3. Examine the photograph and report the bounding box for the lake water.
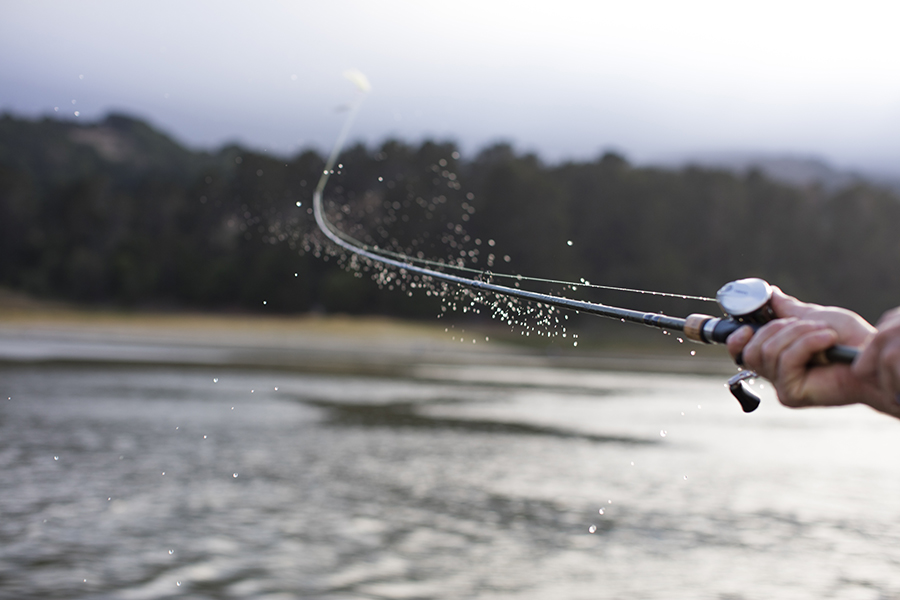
[2,359,900,599]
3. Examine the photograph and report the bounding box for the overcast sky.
[2,0,899,173]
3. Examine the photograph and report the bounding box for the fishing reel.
[715,278,774,413]
[685,278,774,412]
[683,278,857,413]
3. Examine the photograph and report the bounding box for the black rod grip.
[712,319,860,365]
[824,344,858,364]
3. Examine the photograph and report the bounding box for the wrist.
[860,388,900,419]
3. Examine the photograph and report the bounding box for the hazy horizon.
[3,1,899,176]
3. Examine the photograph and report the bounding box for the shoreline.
[0,303,737,377]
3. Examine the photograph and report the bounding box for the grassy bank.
[0,288,736,375]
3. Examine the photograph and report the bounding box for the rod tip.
[343,69,371,93]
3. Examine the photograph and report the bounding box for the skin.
[725,288,900,419]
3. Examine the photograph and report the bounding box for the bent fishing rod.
[313,72,859,412]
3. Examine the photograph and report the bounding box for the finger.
[775,328,839,407]
[741,318,796,375]
[876,306,900,328]
[876,339,900,397]
[726,325,754,364]
[757,320,832,379]
[853,318,900,380]
[853,335,882,381]
[768,288,813,319]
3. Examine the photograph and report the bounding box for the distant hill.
[0,112,223,190]
[1,112,899,322]
[656,152,900,193]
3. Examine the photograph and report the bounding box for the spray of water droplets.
[255,74,716,343]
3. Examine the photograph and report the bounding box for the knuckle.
[881,343,900,366]
[777,390,814,408]
[778,395,804,408]
[877,308,900,327]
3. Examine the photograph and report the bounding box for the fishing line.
[323,236,715,302]
[311,71,860,413]
[313,71,714,305]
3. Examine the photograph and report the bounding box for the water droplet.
[169,549,174,555]
[203,435,207,439]
[274,387,278,391]
[683,475,688,480]
[176,581,182,587]
[567,240,573,246]
[213,378,218,383]
[588,525,597,533]
[233,473,238,478]
[630,461,634,466]
[690,350,696,356]
[677,337,684,343]
[598,508,605,515]
[54,456,59,461]
[262,301,267,305]
[659,430,667,437]
[162,472,165,475]
[573,341,577,347]
[107,497,111,501]
[697,404,702,409]
[296,201,302,207]
[294,272,298,277]
[378,176,383,182]
[608,499,613,504]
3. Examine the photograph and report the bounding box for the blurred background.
[2,0,900,319]
[2,2,900,599]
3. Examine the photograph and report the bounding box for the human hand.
[852,307,900,414]
[725,288,890,412]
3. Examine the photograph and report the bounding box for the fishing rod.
[312,72,859,412]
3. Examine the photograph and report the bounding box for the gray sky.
[2,0,899,173]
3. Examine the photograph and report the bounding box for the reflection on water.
[316,400,655,445]
[2,363,900,599]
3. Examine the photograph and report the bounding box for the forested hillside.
[1,113,898,322]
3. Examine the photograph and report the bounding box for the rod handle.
[823,344,859,364]
[684,314,860,365]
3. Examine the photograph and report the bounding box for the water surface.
[2,362,899,599]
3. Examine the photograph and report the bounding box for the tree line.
[1,113,898,323]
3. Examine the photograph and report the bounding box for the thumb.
[768,287,812,319]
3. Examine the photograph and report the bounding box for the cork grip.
[683,314,714,343]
